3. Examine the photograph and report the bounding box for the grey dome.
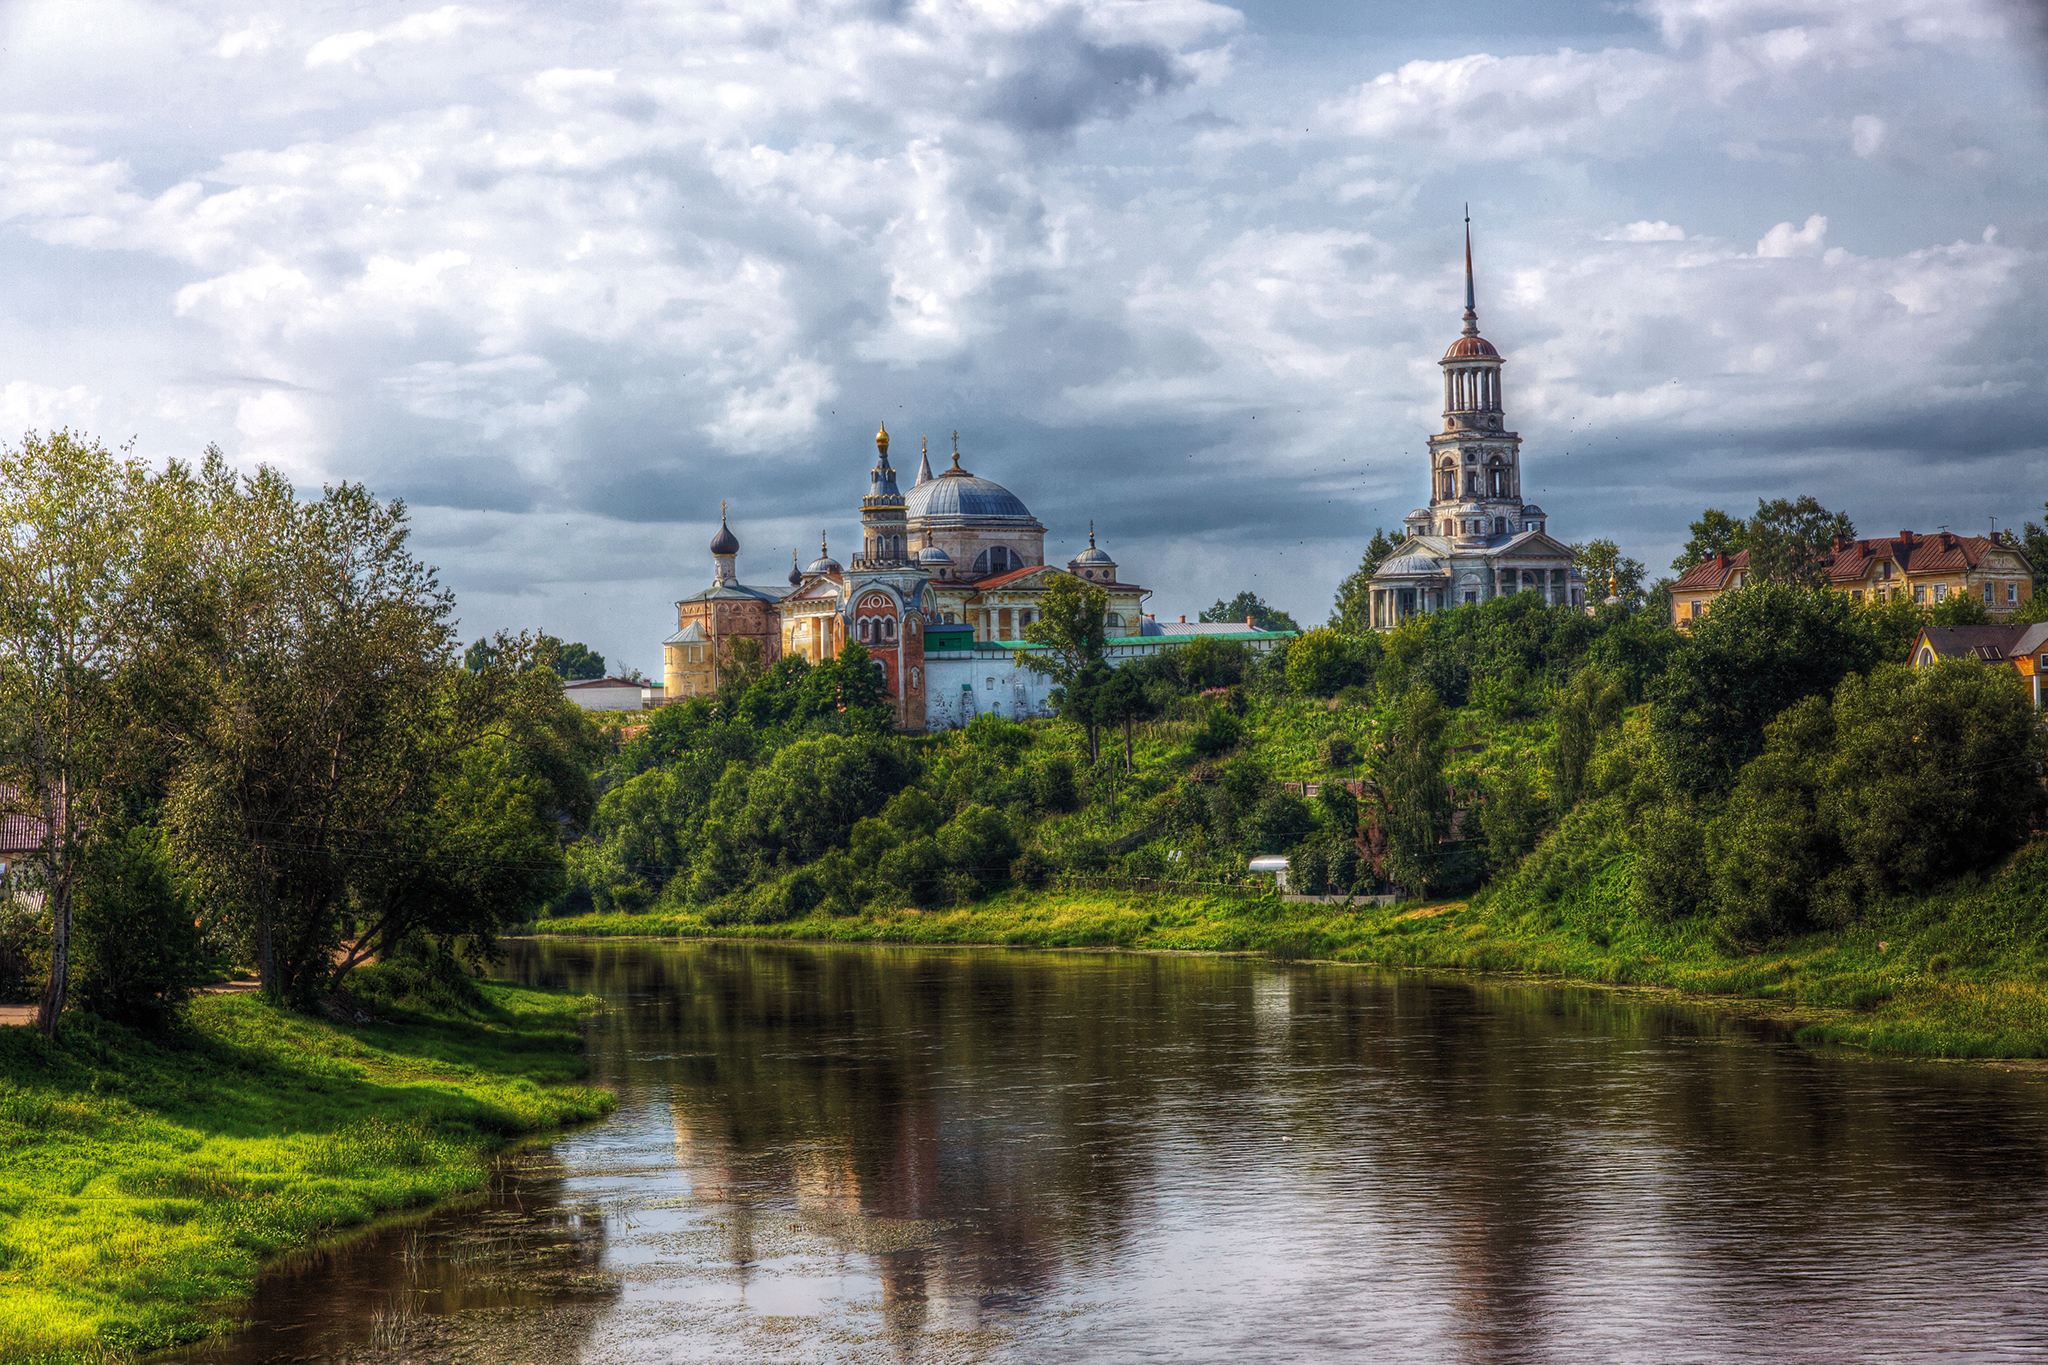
[916,544,953,564]
[710,519,739,555]
[1376,553,1447,579]
[905,471,1034,521]
[806,553,841,575]
[1072,546,1115,565]
[1520,504,1546,517]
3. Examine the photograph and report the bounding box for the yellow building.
[1910,623,2048,709]
[1670,530,2034,630]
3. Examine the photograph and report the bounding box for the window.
[883,617,896,641]
[910,667,920,690]
[1494,516,1507,534]
[1850,589,1862,603]
[1985,582,1995,604]
[972,545,1016,576]
[1935,584,1948,602]
[1106,612,1122,626]
[985,677,995,690]
[1915,586,1926,603]
[1689,601,1702,619]
[2010,583,2020,604]
[857,618,871,643]
[1918,647,1934,666]
[1881,562,1894,580]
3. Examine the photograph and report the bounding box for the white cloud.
[304,5,497,69]
[1605,220,1688,241]
[0,380,100,434]
[1755,213,1828,257]
[1851,113,1887,157]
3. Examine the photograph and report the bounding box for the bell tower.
[1426,211,1524,541]
[857,421,908,568]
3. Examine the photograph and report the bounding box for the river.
[166,939,2048,1362]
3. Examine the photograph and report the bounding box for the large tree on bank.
[0,432,185,1036]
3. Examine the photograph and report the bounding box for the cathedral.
[664,429,1153,731]
[1368,223,1584,626]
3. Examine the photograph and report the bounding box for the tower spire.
[915,435,934,486]
[1462,204,1478,337]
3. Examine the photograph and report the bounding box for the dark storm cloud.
[1,0,2044,665]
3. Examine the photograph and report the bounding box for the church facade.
[664,428,1155,732]
[1368,225,1583,627]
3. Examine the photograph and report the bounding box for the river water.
[168,940,2048,1363]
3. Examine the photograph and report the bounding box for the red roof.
[0,786,47,857]
[1443,336,1499,359]
[1671,531,2031,591]
[973,564,1050,591]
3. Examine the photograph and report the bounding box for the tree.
[1200,592,1299,633]
[538,637,605,680]
[1570,539,1647,607]
[463,639,499,672]
[159,456,554,1006]
[1094,664,1157,771]
[1285,627,1380,698]
[2021,501,2048,597]
[1021,572,1108,688]
[1331,528,1402,632]
[1649,582,1881,797]
[1549,667,1627,812]
[0,431,185,1036]
[1745,495,1853,589]
[1370,686,1451,898]
[1052,658,1114,763]
[70,824,207,1030]
[1672,508,1749,575]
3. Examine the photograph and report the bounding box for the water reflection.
[174,942,2048,1362]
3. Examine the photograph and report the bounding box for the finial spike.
[1462,207,1478,336]
[950,429,962,470]
[721,499,728,520]
[876,421,890,457]
[1089,519,1096,548]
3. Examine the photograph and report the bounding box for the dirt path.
[0,1004,33,1027]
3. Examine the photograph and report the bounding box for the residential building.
[1909,623,2048,709]
[1671,531,2035,630]
[562,677,662,712]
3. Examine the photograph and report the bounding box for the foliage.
[70,826,208,1030]
[1370,687,1450,897]
[2021,501,2047,596]
[1330,528,1402,632]
[1672,507,1750,575]
[1284,627,1381,698]
[1020,572,1108,688]
[1200,591,1299,633]
[1549,667,1627,812]
[1569,538,1647,607]
[537,636,606,680]
[1649,582,1880,797]
[1745,495,1854,589]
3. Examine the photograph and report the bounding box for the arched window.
[911,667,921,690]
[883,617,896,641]
[972,545,1015,576]
[858,618,871,643]
[1105,612,1122,626]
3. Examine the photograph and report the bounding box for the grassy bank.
[0,981,614,1363]
[525,833,2048,1060]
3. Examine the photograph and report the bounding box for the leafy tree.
[1928,593,1990,627]
[542,637,606,681]
[1052,658,1115,763]
[715,637,765,702]
[1022,571,1108,688]
[1672,508,1750,575]
[158,459,555,1006]
[1200,592,1299,633]
[1550,668,1627,812]
[1569,539,1647,607]
[1650,583,1880,797]
[463,639,499,672]
[1370,686,1450,898]
[1331,528,1402,632]
[1477,767,1549,878]
[1243,791,1316,854]
[2020,501,2048,596]
[1094,664,1157,771]
[0,431,186,1035]
[1745,495,1854,589]
[1285,628,1380,698]
[71,825,207,1030]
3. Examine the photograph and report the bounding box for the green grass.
[0,982,614,1363]
[529,834,2048,1061]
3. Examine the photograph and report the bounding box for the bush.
[1285,629,1381,698]
[1190,704,1244,757]
[1011,849,1056,889]
[1289,844,1328,895]
[1244,792,1316,854]
[354,934,487,1016]
[70,827,207,1030]
[1031,757,1082,813]
[1318,733,1357,769]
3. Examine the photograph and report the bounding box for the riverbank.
[523,834,2048,1060]
[0,982,614,1364]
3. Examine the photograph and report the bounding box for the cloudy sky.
[4,0,2045,670]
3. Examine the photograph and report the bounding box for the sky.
[3,0,2045,673]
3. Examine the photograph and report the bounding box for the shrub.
[1011,849,1056,889]
[1030,757,1082,813]
[1289,844,1328,895]
[1318,733,1357,769]
[1244,792,1316,854]
[70,827,207,1030]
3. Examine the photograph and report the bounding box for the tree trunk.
[252,847,280,1000]
[35,881,69,1038]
